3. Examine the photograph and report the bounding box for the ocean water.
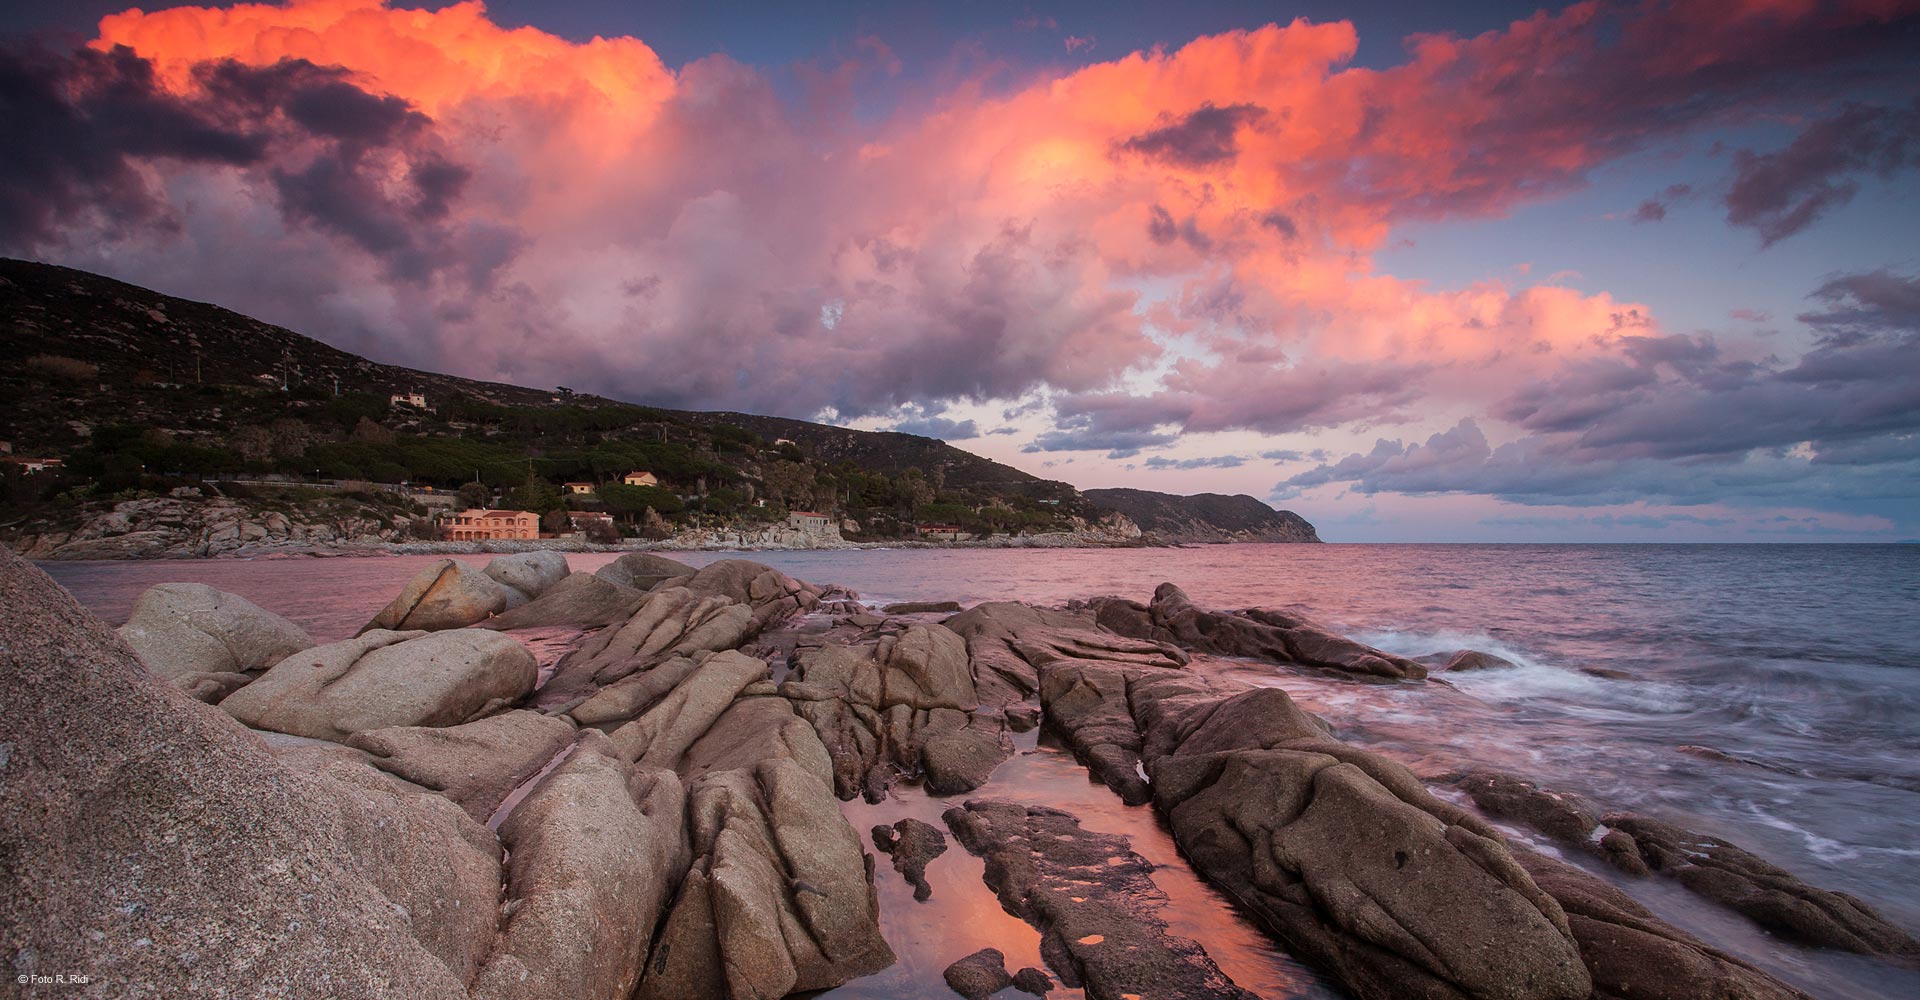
[42,543,1920,998]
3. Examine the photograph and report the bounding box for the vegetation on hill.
[0,259,1094,541]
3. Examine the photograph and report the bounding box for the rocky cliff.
[1082,488,1320,543]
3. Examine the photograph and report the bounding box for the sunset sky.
[3,0,1917,541]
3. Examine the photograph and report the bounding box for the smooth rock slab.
[221,628,537,741]
[483,550,571,603]
[116,581,312,680]
[346,709,578,823]
[0,549,501,999]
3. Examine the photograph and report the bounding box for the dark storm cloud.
[1725,101,1920,246]
[1119,102,1263,167]
[0,43,487,283]
[0,44,267,246]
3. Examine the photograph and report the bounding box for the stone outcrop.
[945,799,1258,1000]
[220,628,537,741]
[471,731,689,1000]
[883,600,963,614]
[967,598,1604,1000]
[944,947,1015,999]
[872,817,948,901]
[1418,649,1519,672]
[345,709,578,823]
[1093,583,1427,680]
[360,558,513,633]
[1514,850,1815,1000]
[540,587,757,712]
[947,601,1193,804]
[0,549,500,998]
[594,551,694,590]
[6,494,416,560]
[657,558,832,629]
[477,570,645,630]
[482,550,572,603]
[116,581,313,681]
[635,756,894,998]
[781,623,1013,800]
[1447,769,1920,963]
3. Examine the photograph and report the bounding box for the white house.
[788,511,832,533]
[390,391,428,408]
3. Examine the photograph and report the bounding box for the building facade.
[623,470,659,486]
[444,509,539,540]
[788,511,832,532]
[565,481,597,494]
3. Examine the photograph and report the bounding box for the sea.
[42,543,1920,999]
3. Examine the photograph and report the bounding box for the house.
[564,481,597,495]
[914,523,963,540]
[567,511,615,531]
[390,391,429,408]
[788,511,832,532]
[4,457,63,474]
[443,509,538,541]
[623,470,659,487]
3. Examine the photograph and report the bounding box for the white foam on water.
[1351,626,1694,714]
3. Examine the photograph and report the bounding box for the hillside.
[1082,488,1321,544]
[0,258,1316,547]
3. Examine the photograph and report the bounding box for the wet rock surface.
[1447,768,1920,962]
[872,817,948,901]
[1092,582,1428,680]
[944,799,1259,1000]
[943,946,1014,998]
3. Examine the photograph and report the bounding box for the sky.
[2,1,1917,541]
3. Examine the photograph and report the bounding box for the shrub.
[27,354,98,382]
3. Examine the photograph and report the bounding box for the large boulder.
[220,628,537,741]
[470,731,690,1000]
[346,709,578,823]
[661,558,827,628]
[479,572,645,630]
[116,582,312,680]
[634,758,895,999]
[539,587,756,710]
[0,548,502,998]
[360,558,513,633]
[594,551,693,591]
[483,551,572,602]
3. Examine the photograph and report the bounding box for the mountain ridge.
[0,257,1318,545]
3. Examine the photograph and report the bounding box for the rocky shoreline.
[4,548,1913,999]
[4,494,1158,560]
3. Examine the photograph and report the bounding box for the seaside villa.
[445,509,539,541]
[565,481,597,494]
[788,511,832,533]
[623,470,659,486]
